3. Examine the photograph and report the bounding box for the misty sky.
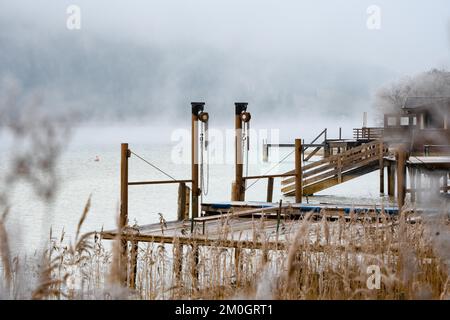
[1,0,449,125]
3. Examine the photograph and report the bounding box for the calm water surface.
[2,125,393,255]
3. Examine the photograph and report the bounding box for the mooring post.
[233,102,250,201]
[295,138,303,203]
[379,142,384,194]
[416,169,422,203]
[120,143,130,285]
[388,162,395,197]
[396,145,408,209]
[177,182,189,221]
[191,102,205,218]
[266,177,274,203]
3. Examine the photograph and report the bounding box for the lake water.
[2,124,393,255]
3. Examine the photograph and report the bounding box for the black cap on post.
[235,102,248,115]
[191,102,205,115]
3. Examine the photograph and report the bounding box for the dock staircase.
[281,140,388,196]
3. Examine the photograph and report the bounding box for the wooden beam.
[129,179,192,186]
[194,205,289,223]
[244,173,295,180]
[100,232,390,253]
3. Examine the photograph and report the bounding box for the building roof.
[402,96,450,109]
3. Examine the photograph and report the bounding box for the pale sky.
[0,0,449,124]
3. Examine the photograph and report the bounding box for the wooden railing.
[281,140,388,195]
[303,128,327,161]
[353,127,384,140]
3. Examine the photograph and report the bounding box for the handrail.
[243,173,295,180]
[309,128,327,145]
[353,127,383,140]
[281,141,387,195]
[128,179,192,186]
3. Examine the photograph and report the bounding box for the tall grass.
[3,204,446,300]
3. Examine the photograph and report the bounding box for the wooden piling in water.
[129,240,138,289]
[388,162,395,197]
[396,145,407,209]
[234,247,241,285]
[177,182,190,221]
[173,241,183,284]
[379,142,384,194]
[266,177,274,202]
[295,138,303,203]
[416,169,422,203]
[410,168,416,203]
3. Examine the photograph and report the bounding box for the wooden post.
[235,247,241,285]
[266,177,274,203]
[388,162,395,196]
[120,143,130,285]
[295,138,303,203]
[442,172,448,194]
[416,169,422,203]
[233,103,248,201]
[379,142,384,194]
[337,155,342,184]
[191,244,199,289]
[234,104,244,201]
[129,240,138,289]
[177,183,189,221]
[120,143,129,229]
[173,242,183,284]
[396,145,407,209]
[410,168,416,203]
[191,103,204,218]
[324,144,330,158]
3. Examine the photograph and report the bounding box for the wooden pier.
[98,102,450,289]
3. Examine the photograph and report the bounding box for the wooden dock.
[96,103,450,289]
[101,201,409,252]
